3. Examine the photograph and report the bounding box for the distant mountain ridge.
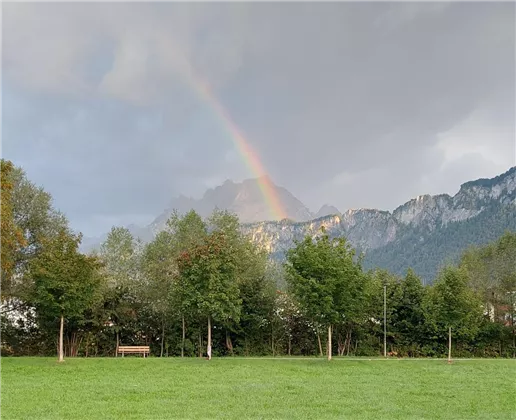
[149,176,313,234]
[81,167,516,282]
[242,166,516,281]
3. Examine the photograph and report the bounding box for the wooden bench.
[118,346,150,358]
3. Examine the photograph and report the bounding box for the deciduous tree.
[285,233,365,360]
[29,229,101,362]
[177,231,241,360]
[424,266,483,363]
[1,160,26,300]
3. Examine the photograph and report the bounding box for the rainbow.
[182,63,287,221]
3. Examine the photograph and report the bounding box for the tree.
[285,233,365,361]
[393,269,426,353]
[1,160,66,304]
[98,227,142,355]
[9,163,68,266]
[424,266,483,363]
[166,210,208,357]
[207,209,273,355]
[99,227,140,287]
[1,160,26,300]
[142,230,177,356]
[166,210,208,249]
[177,231,241,360]
[460,232,516,354]
[461,232,516,320]
[364,269,402,356]
[28,229,101,362]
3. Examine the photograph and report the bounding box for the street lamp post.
[383,284,387,358]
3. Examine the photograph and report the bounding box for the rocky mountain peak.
[392,167,516,229]
[149,176,313,232]
[314,204,341,219]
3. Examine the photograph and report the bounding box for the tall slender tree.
[29,229,101,362]
[424,266,483,363]
[98,227,141,353]
[166,210,207,357]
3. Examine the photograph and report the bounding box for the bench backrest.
[118,346,150,352]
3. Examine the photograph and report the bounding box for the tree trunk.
[271,325,275,357]
[181,315,185,358]
[288,336,291,356]
[198,332,202,358]
[69,333,82,357]
[317,329,323,357]
[448,326,452,364]
[207,316,212,360]
[58,314,64,362]
[116,331,119,357]
[327,325,332,361]
[160,319,165,357]
[225,330,233,355]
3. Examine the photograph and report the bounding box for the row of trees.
[2,160,515,360]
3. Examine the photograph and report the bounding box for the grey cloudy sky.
[3,2,515,236]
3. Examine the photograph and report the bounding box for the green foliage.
[285,233,366,336]
[1,160,67,302]
[424,266,483,339]
[28,229,101,322]
[461,231,516,307]
[99,227,141,287]
[1,160,26,299]
[9,163,68,263]
[394,269,426,346]
[177,231,242,325]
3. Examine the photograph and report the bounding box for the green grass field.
[1,357,514,419]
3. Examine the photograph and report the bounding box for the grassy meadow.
[2,357,514,419]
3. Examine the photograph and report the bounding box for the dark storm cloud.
[221,2,514,208]
[2,2,515,235]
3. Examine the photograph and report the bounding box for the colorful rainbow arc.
[182,64,287,221]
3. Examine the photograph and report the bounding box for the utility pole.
[383,284,387,358]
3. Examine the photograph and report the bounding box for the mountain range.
[149,175,315,233]
[82,167,516,283]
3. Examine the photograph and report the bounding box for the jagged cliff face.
[242,210,399,256]
[392,167,516,229]
[241,167,516,258]
[242,214,344,254]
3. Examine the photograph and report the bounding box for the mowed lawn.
[2,357,515,419]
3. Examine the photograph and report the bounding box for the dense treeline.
[2,160,515,360]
